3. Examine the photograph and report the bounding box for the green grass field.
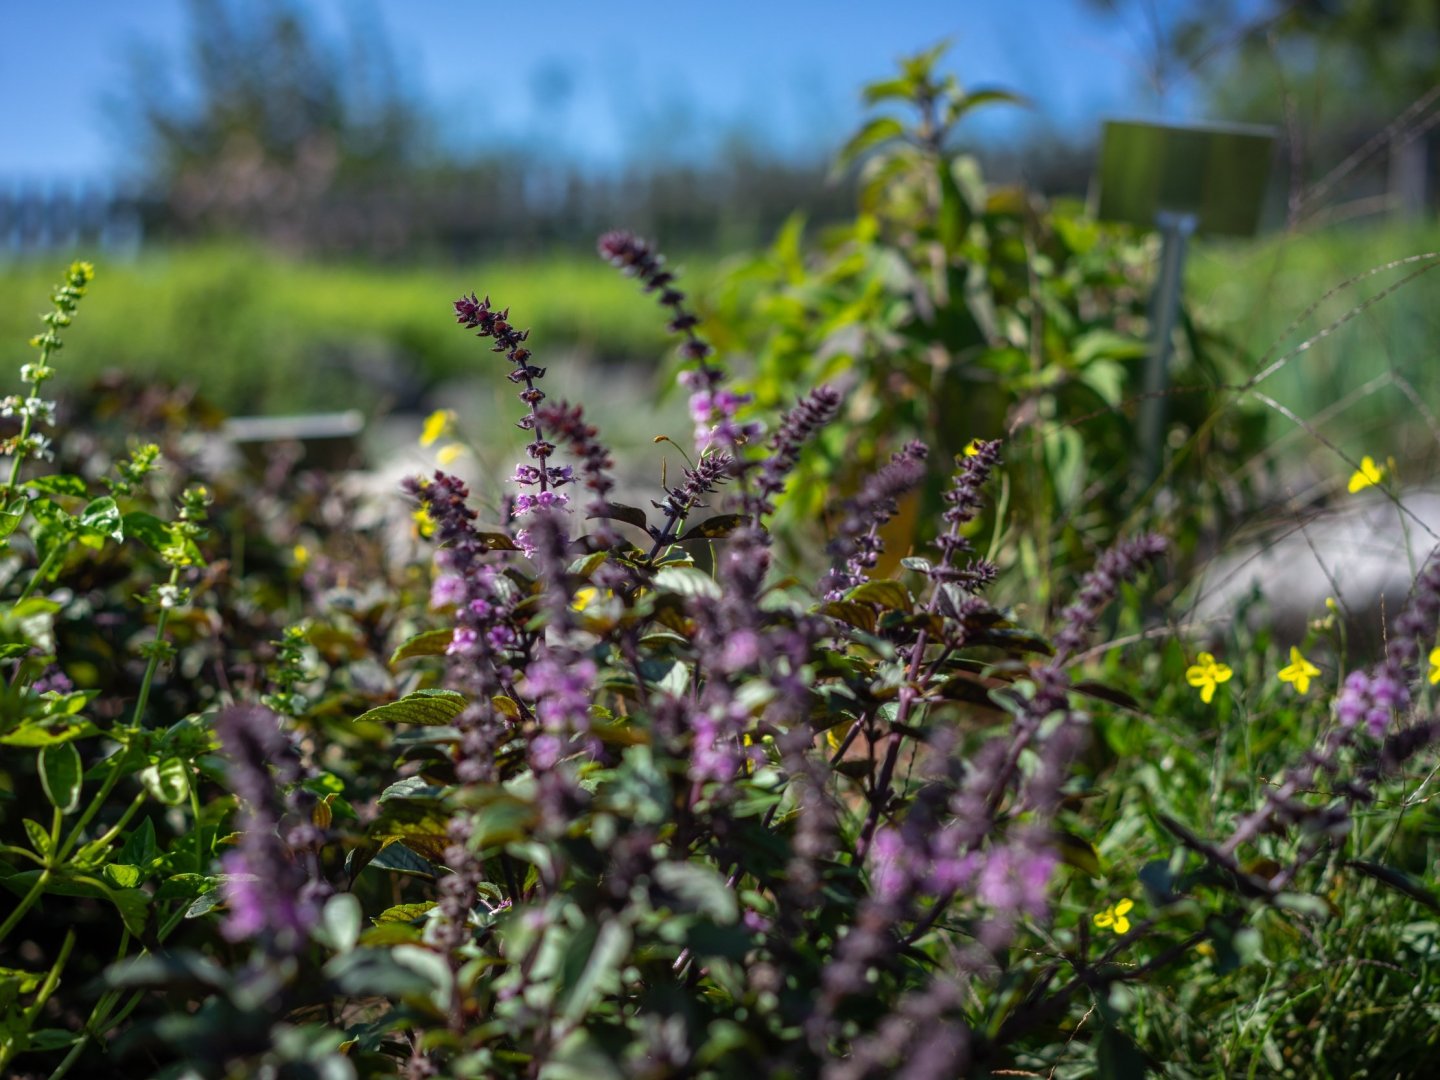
[0,244,720,415]
[1188,221,1440,477]
[3,222,1438,475]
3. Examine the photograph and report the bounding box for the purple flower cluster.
[597,230,717,378]
[748,385,843,522]
[1336,668,1408,738]
[931,439,1003,593]
[821,440,930,600]
[598,230,762,452]
[406,472,517,665]
[686,381,763,451]
[535,401,617,544]
[1050,532,1169,667]
[404,472,515,785]
[215,705,327,950]
[454,293,565,523]
[1334,550,1440,737]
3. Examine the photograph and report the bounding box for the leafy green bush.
[707,45,1267,591]
[3,240,1439,1080]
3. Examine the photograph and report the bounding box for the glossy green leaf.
[139,756,190,806]
[846,580,913,612]
[677,513,750,542]
[23,818,51,857]
[78,496,124,542]
[653,565,721,601]
[588,501,650,531]
[121,511,171,552]
[388,628,454,664]
[354,688,468,727]
[25,475,87,497]
[373,901,437,926]
[39,741,82,813]
[0,496,28,539]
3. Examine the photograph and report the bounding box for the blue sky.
[0,0,1215,181]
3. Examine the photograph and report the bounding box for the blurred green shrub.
[709,43,1268,595]
[0,246,700,414]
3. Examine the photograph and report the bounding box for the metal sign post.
[1094,119,1276,486]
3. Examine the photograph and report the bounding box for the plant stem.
[0,868,51,944]
[16,546,62,605]
[0,929,76,1072]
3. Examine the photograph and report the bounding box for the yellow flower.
[1278,646,1321,695]
[1094,898,1134,935]
[1347,455,1384,493]
[436,443,464,466]
[1185,651,1233,704]
[420,409,455,448]
[412,506,435,539]
[571,586,599,611]
[963,439,982,457]
[292,543,310,569]
[1429,646,1440,686]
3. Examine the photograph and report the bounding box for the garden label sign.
[1094,118,1276,483]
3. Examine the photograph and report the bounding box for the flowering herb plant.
[3,224,1440,1080]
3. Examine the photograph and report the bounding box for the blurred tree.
[113,0,430,241]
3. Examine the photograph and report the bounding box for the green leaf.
[861,77,915,106]
[25,475,87,497]
[653,566,722,601]
[0,642,33,660]
[104,864,142,889]
[389,628,454,665]
[588,501,650,531]
[78,496,123,542]
[39,741,83,813]
[103,951,227,993]
[1073,328,1151,365]
[0,718,101,747]
[0,496,28,539]
[1054,830,1103,878]
[24,1028,75,1052]
[323,947,439,1000]
[837,115,906,167]
[154,873,214,902]
[475,530,519,551]
[361,842,437,880]
[373,901,437,926]
[139,756,190,806]
[820,600,878,634]
[946,87,1027,124]
[937,156,971,252]
[354,688,468,727]
[654,862,738,923]
[677,513,750,542]
[185,890,222,919]
[846,580,913,612]
[317,893,363,953]
[560,919,632,1023]
[121,511,171,552]
[119,817,159,867]
[23,818,51,857]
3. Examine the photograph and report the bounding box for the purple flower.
[975,844,1056,921]
[31,666,73,695]
[822,441,930,600]
[523,656,598,735]
[748,385,842,522]
[219,849,319,945]
[431,575,465,609]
